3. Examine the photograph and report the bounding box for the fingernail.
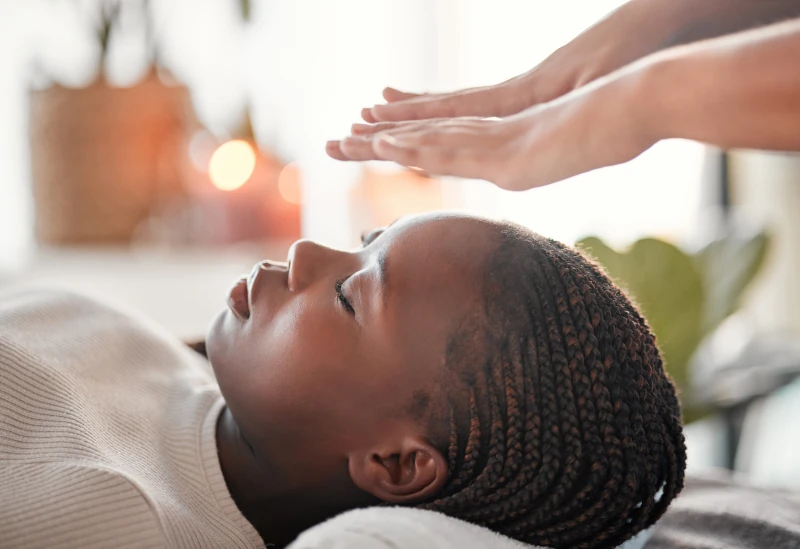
[351,123,370,134]
[326,140,340,147]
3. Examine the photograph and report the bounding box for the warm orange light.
[278,162,303,204]
[209,140,257,191]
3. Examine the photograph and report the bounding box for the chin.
[206,307,249,400]
[206,308,230,377]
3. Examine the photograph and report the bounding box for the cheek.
[225,301,366,443]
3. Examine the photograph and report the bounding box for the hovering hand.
[327,72,656,191]
[359,82,537,124]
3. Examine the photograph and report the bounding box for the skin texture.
[326,0,800,191]
[206,213,499,547]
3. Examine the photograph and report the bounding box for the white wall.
[0,2,34,276]
[732,151,800,334]
[247,0,439,246]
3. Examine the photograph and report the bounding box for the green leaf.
[239,0,251,22]
[693,230,769,335]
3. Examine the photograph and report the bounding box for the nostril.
[259,259,288,270]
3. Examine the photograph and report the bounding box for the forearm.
[659,0,800,48]
[643,18,800,151]
[538,0,800,97]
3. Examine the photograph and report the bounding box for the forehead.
[374,213,499,353]
[386,213,500,256]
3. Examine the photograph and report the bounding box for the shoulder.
[0,287,120,328]
[0,286,183,356]
[0,461,167,548]
[0,287,204,383]
[0,288,128,360]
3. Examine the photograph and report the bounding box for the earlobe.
[348,435,448,504]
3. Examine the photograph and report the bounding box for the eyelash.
[338,229,384,316]
[335,278,355,315]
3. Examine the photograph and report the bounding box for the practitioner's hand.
[356,0,680,124]
[326,65,657,191]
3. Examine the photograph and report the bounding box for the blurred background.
[1,0,799,493]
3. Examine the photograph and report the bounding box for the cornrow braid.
[418,224,686,549]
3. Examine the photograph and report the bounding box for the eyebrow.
[377,247,389,310]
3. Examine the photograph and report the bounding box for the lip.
[228,261,288,321]
[227,277,251,320]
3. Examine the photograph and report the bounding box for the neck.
[215,405,377,547]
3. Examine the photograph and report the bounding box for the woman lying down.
[0,212,685,549]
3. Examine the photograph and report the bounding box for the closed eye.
[335,278,355,315]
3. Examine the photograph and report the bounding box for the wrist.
[609,51,678,148]
[630,47,700,144]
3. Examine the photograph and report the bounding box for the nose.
[286,239,344,292]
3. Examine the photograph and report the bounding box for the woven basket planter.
[29,74,193,244]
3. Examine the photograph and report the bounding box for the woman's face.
[207,212,497,481]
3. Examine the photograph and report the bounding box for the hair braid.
[418,225,686,549]
[514,243,629,547]
[492,247,590,529]
[585,264,684,530]
[540,248,649,545]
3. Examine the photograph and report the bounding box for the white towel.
[286,506,652,549]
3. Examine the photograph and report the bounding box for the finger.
[351,118,452,136]
[372,135,497,182]
[376,127,473,149]
[351,121,407,136]
[338,136,382,161]
[361,107,378,123]
[370,86,506,122]
[376,118,504,148]
[362,89,422,122]
[353,114,497,137]
[325,140,351,161]
[383,87,422,102]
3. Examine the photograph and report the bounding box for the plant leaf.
[694,231,769,335]
[239,0,251,22]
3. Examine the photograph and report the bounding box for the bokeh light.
[278,162,303,204]
[208,140,257,191]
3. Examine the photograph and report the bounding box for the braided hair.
[417,224,686,549]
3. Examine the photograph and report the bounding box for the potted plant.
[29,0,195,244]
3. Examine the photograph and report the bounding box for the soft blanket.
[287,472,800,549]
[287,505,651,549]
[647,471,800,549]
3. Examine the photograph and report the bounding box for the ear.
[348,435,448,504]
